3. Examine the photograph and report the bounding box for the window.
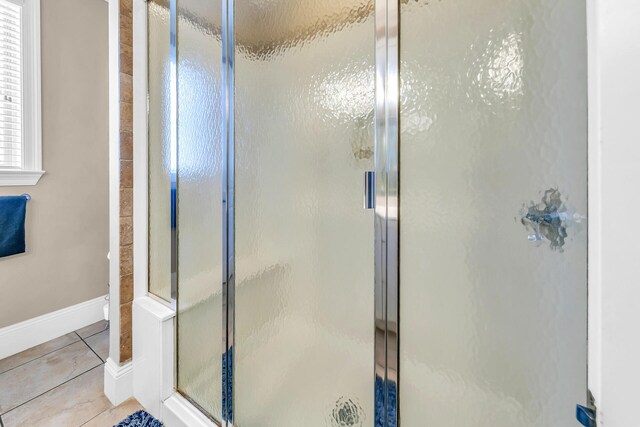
[0,0,41,186]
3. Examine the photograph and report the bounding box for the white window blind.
[0,0,21,170]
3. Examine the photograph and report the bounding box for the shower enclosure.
[146,0,588,425]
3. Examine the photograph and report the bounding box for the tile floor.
[0,321,144,427]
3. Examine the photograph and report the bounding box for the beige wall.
[0,0,109,328]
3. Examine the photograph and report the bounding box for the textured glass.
[147,0,172,302]
[399,1,588,426]
[175,0,224,420]
[234,1,375,425]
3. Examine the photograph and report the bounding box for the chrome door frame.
[221,0,235,424]
[169,0,178,303]
[218,0,400,425]
[374,0,400,426]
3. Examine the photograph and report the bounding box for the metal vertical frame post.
[221,0,235,424]
[169,0,178,303]
[374,0,400,425]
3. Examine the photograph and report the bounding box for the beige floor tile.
[0,341,102,413]
[82,398,143,427]
[76,320,109,339]
[85,330,109,362]
[0,333,80,374]
[2,366,111,427]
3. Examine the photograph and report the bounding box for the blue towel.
[0,196,27,258]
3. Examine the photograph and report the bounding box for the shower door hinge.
[364,171,375,209]
[576,390,597,427]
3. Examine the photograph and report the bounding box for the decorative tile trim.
[119,0,134,365]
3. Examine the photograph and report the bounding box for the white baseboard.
[104,357,133,405]
[162,393,215,427]
[0,295,107,360]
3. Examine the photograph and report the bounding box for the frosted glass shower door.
[234,1,376,425]
[175,0,224,420]
[399,1,588,426]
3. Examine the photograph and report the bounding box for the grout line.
[77,322,109,340]
[0,361,104,417]
[79,398,142,427]
[79,402,115,427]
[76,330,109,363]
[80,399,142,427]
[0,413,4,427]
[0,337,81,376]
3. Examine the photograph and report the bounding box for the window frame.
[0,0,42,186]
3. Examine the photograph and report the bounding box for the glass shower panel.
[176,0,224,419]
[399,1,587,426]
[234,1,375,425]
[148,0,172,302]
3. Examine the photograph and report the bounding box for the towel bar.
[21,193,31,201]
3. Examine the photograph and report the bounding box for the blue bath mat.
[114,410,163,427]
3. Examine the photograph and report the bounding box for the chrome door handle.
[364,171,375,209]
